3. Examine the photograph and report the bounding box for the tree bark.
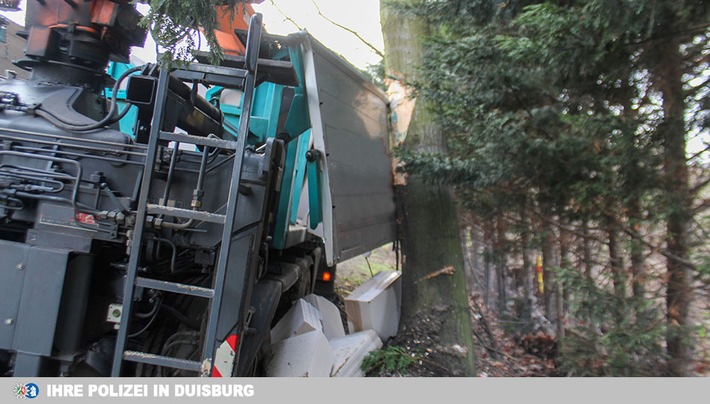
[627,197,649,326]
[541,224,555,322]
[607,220,627,325]
[581,221,593,280]
[381,2,475,376]
[495,216,508,315]
[470,226,479,295]
[483,223,492,309]
[520,207,533,325]
[655,36,692,377]
[557,224,569,340]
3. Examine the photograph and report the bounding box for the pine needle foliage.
[361,346,418,376]
[554,266,667,376]
[139,0,249,66]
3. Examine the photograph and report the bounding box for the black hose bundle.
[35,65,147,132]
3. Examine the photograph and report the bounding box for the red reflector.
[226,334,239,350]
[322,271,332,282]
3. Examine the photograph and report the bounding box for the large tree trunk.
[381,2,475,376]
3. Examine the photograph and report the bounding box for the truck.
[0,0,396,377]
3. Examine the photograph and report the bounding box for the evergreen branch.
[629,23,710,47]
[309,0,385,58]
[524,205,608,243]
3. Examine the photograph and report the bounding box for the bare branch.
[693,198,710,214]
[687,143,710,162]
[309,0,385,59]
[524,202,698,272]
[268,0,303,31]
[618,225,698,272]
[683,76,710,98]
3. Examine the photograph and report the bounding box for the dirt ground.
[333,244,558,377]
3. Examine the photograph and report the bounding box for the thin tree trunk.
[470,225,480,296]
[582,221,593,280]
[655,36,692,377]
[520,207,533,325]
[461,225,474,296]
[541,224,554,323]
[483,222,493,309]
[608,220,627,325]
[627,197,648,327]
[495,216,508,315]
[557,225,569,340]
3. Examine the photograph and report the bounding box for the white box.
[304,294,346,340]
[266,330,335,377]
[329,330,383,377]
[270,298,323,344]
[344,271,402,342]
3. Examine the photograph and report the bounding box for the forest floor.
[334,244,559,377]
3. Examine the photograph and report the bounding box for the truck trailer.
[0,0,395,377]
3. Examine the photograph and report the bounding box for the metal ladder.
[111,14,263,377]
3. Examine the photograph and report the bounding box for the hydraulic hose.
[35,65,146,132]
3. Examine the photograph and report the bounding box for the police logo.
[13,383,39,399]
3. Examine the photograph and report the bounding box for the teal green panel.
[282,94,309,140]
[271,135,300,249]
[307,158,322,230]
[249,117,269,142]
[289,130,312,225]
[207,83,285,144]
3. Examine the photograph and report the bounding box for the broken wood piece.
[416,265,455,283]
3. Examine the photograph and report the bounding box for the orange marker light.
[322,271,332,282]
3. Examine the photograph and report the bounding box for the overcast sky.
[1,0,384,69]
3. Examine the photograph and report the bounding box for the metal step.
[123,351,203,373]
[146,204,226,225]
[158,131,238,150]
[172,64,248,88]
[135,277,215,299]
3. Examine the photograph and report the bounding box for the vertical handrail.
[111,69,172,377]
[201,13,263,376]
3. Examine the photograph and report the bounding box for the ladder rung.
[136,277,215,299]
[123,351,204,373]
[146,204,226,224]
[159,131,238,150]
